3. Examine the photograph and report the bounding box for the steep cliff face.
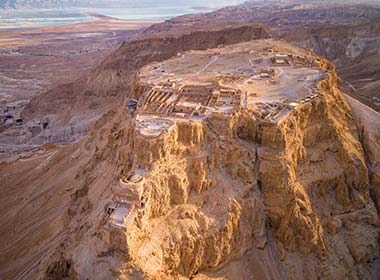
[60,114,265,280]
[346,94,380,219]
[257,70,379,279]
[123,117,259,278]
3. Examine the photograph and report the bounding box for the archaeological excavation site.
[1,4,380,279]
[54,39,378,279]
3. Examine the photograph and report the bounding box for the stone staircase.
[122,207,138,229]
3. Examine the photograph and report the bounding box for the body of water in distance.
[0,0,246,29]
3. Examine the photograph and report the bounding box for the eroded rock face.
[257,71,380,279]
[111,116,262,279]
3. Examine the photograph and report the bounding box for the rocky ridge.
[32,41,380,280]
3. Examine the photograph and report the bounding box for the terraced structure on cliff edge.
[135,39,324,127]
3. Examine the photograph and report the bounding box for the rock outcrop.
[1,30,380,280]
[34,44,380,280]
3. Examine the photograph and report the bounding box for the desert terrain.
[1,1,380,280]
[284,17,380,111]
[0,15,159,145]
